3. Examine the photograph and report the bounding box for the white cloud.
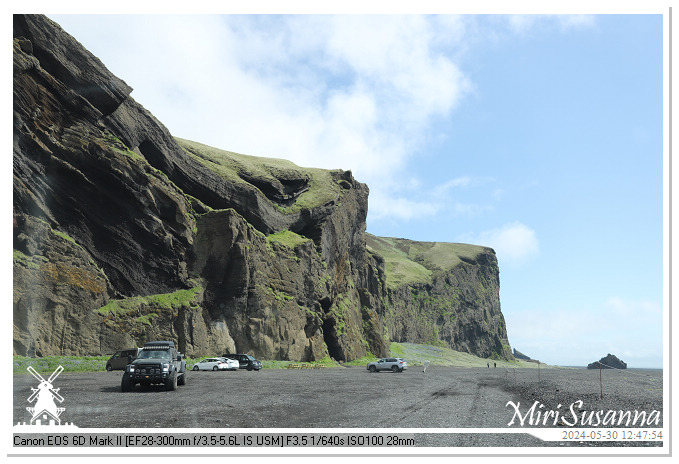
[368,175,495,223]
[604,297,662,318]
[368,191,441,222]
[459,221,539,267]
[434,176,473,194]
[505,14,596,35]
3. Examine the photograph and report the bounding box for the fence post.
[599,362,603,398]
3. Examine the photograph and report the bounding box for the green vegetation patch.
[98,286,202,333]
[98,286,202,317]
[176,138,341,212]
[13,355,108,374]
[101,132,145,163]
[13,249,48,269]
[366,234,490,288]
[267,229,311,249]
[341,352,380,366]
[365,236,432,289]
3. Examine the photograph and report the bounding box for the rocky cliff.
[13,14,513,362]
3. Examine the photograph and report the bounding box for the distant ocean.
[563,366,662,372]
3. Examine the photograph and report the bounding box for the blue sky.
[45,11,666,368]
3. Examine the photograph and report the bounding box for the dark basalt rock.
[588,353,628,369]
[13,14,514,362]
[512,348,533,361]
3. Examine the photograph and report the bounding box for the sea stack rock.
[587,353,627,369]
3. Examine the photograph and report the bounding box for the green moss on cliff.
[98,286,202,317]
[175,137,341,212]
[13,249,47,269]
[366,234,491,289]
[266,229,311,249]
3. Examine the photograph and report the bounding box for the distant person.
[423,360,430,373]
[494,362,496,368]
[487,363,489,368]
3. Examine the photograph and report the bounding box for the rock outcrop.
[13,14,513,362]
[588,354,627,369]
[512,348,530,360]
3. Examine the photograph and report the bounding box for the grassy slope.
[387,342,545,369]
[365,234,492,289]
[175,137,341,212]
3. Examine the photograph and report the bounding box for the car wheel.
[369,365,377,373]
[106,364,113,372]
[391,365,399,373]
[121,373,133,392]
[178,372,186,386]
[192,365,199,371]
[165,372,178,391]
[212,366,218,371]
[246,365,253,371]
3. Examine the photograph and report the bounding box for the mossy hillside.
[176,138,341,212]
[366,234,490,289]
[388,342,545,368]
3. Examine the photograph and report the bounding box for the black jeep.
[121,341,187,391]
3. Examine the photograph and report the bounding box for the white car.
[218,357,239,371]
[192,358,230,371]
[367,357,408,373]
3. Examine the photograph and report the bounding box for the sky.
[43,8,667,368]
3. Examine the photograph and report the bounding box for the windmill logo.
[14,365,77,428]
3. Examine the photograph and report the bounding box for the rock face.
[13,14,514,362]
[588,354,627,369]
[512,348,532,361]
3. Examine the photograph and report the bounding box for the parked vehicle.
[223,353,262,371]
[192,358,231,371]
[217,357,240,371]
[106,348,141,371]
[367,357,408,373]
[121,341,186,392]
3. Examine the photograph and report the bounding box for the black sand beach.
[13,366,664,448]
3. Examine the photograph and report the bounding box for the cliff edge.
[13,14,513,362]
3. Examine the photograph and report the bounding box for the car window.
[138,350,170,359]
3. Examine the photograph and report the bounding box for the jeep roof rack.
[143,341,175,349]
